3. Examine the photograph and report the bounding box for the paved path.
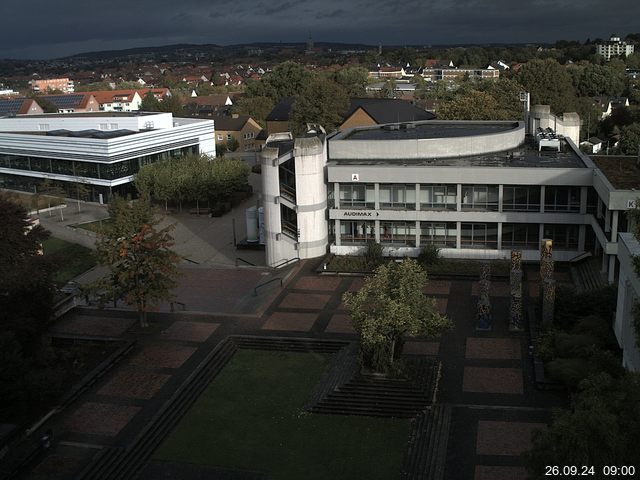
[22,261,569,480]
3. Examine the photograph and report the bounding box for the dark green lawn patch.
[155,350,410,480]
[42,237,96,285]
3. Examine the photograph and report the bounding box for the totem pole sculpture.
[509,250,523,331]
[540,238,556,326]
[476,262,492,331]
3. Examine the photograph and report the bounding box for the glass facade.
[339,184,375,209]
[544,224,579,250]
[420,222,457,247]
[280,204,298,240]
[340,221,375,244]
[0,145,199,182]
[461,185,499,211]
[544,186,580,212]
[461,223,498,249]
[503,186,541,212]
[502,223,540,249]
[379,184,416,210]
[420,184,456,210]
[380,221,416,246]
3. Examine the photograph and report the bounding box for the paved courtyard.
[22,260,567,479]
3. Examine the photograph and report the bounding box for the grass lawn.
[74,218,112,233]
[42,237,96,285]
[155,350,411,480]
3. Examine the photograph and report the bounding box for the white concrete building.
[597,35,635,60]
[614,233,640,371]
[0,112,215,202]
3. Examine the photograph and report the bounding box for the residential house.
[39,93,100,113]
[183,94,241,117]
[580,137,604,154]
[593,97,630,119]
[214,114,263,152]
[339,98,435,131]
[368,65,406,79]
[0,98,44,116]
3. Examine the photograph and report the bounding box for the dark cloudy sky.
[1,0,639,59]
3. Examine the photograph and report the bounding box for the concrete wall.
[614,233,640,371]
[1,112,174,131]
[529,105,581,146]
[330,121,525,160]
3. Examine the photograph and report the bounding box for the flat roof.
[591,155,640,189]
[6,111,161,119]
[0,129,141,139]
[329,138,586,169]
[342,122,518,141]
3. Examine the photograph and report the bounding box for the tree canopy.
[517,58,577,114]
[91,195,180,327]
[342,259,452,373]
[290,76,349,134]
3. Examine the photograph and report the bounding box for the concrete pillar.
[415,183,420,211]
[597,198,603,219]
[539,224,545,246]
[605,208,611,233]
[498,185,504,213]
[374,183,380,210]
[578,224,586,251]
[539,185,545,213]
[456,184,462,212]
[612,211,619,242]
[415,221,420,247]
[334,183,340,209]
[601,251,608,273]
[335,220,341,246]
[375,220,380,243]
[456,221,462,249]
[497,223,503,250]
[608,255,616,284]
[579,186,588,214]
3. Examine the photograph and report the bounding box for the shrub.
[572,315,619,351]
[554,285,617,330]
[364,240,384,268]
[554,332,601,358]
[251,164,262,174]
[417,244,441,267]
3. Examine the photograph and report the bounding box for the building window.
[38,124,49,131]
[503,186,541,211]
[380,221,416,246]
[217,135,223,141]
[420,222,457,247]
[340,221,375,244]
[502,223,539,249]
[461,223,498,249]
[379,184,416,210]
[544,224,579,250]
[544,186,580,212]
[420,184,456,210]
[280,204,298,240]
[279,158,296,202]
[462,185,499,211]
[227,134,232,141]
[339,184,375,209]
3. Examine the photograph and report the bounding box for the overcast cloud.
[0,0,638,59]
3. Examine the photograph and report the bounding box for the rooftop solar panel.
[0,99,25,115]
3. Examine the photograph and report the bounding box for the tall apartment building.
[597,34,635,60]
[29,78,75,93]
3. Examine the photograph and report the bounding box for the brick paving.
[162,321,219,342]
[294,276,342,291]
[465,338,521,360]
[50,315,135,337]
[474,465,528,480]
[476,421,545,456]
[98,369,172,400]
[471,281,511,297]
[261,311,318,331]
[423,280,451,295]
[278,292,332,310]
[324,313,356,334]
[130,344,197,369]
[64,402,141,436]
[402,341,440,356]
[347,277,364,291]
[462,367,524,394]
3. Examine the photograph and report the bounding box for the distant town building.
[213,114,263,152]
[422,65,500,82]
[39,93,100,113]
[29,78,75,94]
[597,34,635,60]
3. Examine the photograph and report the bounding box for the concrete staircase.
[570,257,607,292]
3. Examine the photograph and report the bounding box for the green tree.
[342,259,452,373]
[139,91,161,111]
[226,136,240,152]
[91,196,180,327]
[38,179,66,219]
[438,90,501,120]
[576,64,626,97]
[233,96,274,127]
[245,61,313,101]
[290,76,349,134]
[617,123,640,155]
[517,58,576,114]
[526,372,640,477]
[334,66,369,97]
[380,78,397,98]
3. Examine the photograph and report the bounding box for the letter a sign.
[351,173,360,182]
